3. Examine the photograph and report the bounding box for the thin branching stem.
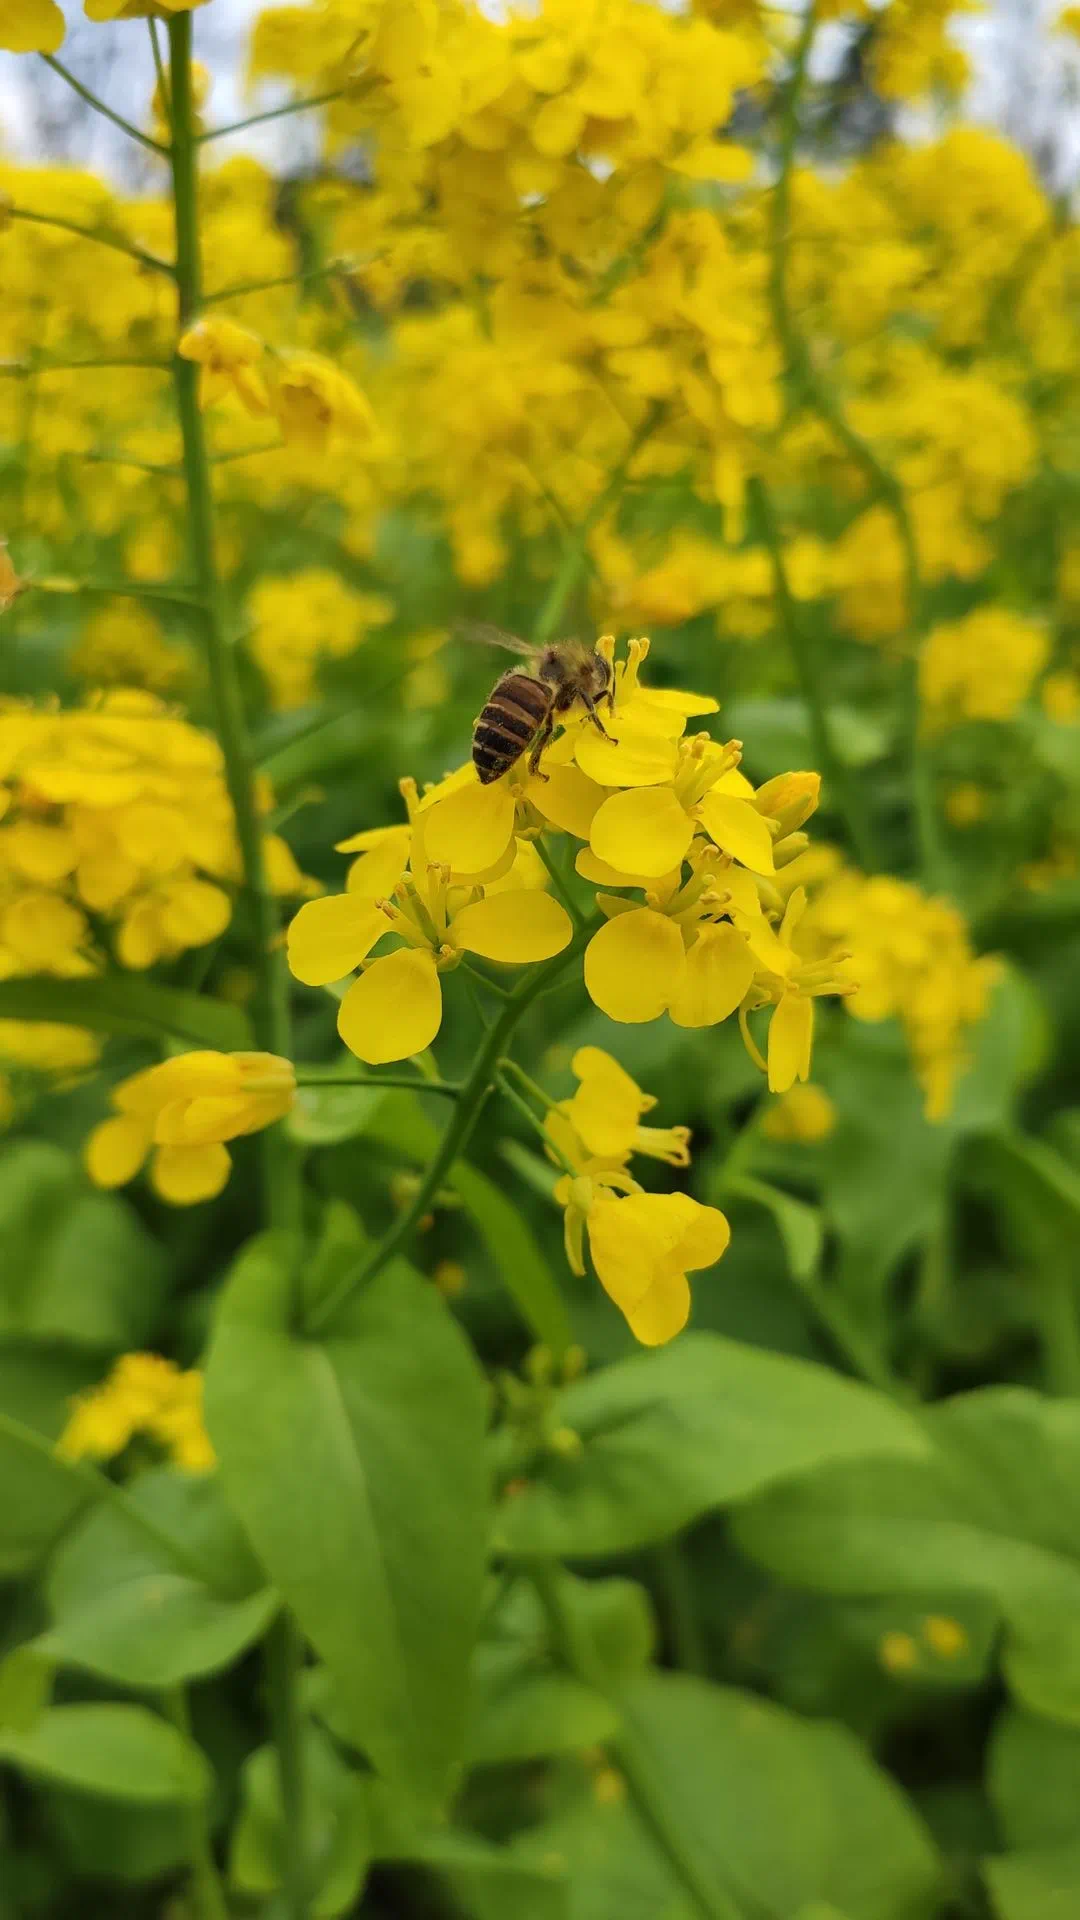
[532,402,663,646]
[6,207,174,277]
[42,55,169,157]
[294,1071,461,1097]
[197,89,347,143]
[202,261,351,306]
[160,1688,230,1920]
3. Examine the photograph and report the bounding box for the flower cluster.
[245,569,393,711]
[919,607,1050,732]
[85,1049,296,1204]
[798,865,1000,1121]
[546,1045,728,1345]
[68,599,191,695]
[58,1351,214,1474]
[287,637,850,1088]
[0,689,312,979]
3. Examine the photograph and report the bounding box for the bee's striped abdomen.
[472,671,551,784]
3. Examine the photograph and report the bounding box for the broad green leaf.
[0,1647,52,1733]
[724,1174,823,1282]
[0,1345,101,1577]
[494,1332,928,1559]
[44,1791,188,1886]
[984,1840,1080,1920]
[961,1129,1080,1264]
[0,975,251,1050]
[288,1076,390,1145]
[0,1704,210,1806]
[449,1157,573,1359]
[465,1580,625,1767]
[989,1708,1080,1851]
[0,1143,165,1349]
[230,1725,370,1918]
[615,1672,941,1920]
[368,1796,568,1920]
[733,1388,1080,1724]
[38,1469,278,1688]
[514,1796,695,1920]
[205,1231,490,1809]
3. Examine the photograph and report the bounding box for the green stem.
[533,834,585,929]
[532,403,662,646]
[203,261,349,306]
[496,1073,576,1176]
[161,1688,229,1920]
[529,1562,739,1920]
[81,451,182,475]
[751,475,880,870]
[148,18,171,130]
[308,921,597,1333]
[198,89,346,144]
[0,353,173,374]
[264,1614,310,1920]
[42,55,169,157]
[168,13,300,1236]
[33,577,200,607]
[7,207,173,276]
[499,1055,558,1112]
[294,1071,461,1097]
[766,5,944,887]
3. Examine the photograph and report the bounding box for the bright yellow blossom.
[85,1051,296,1205]
[558,1174,730,1345]
[0,0,64,51]
[178,317,269,417]
[552,1046,692,1168]
[273,353,376,452]
[920,608,1049,731]
[59,1353,214,1473]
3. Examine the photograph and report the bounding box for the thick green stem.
[532,403,662,646]
[530,1562,739,1920]
[307,921,597,1333]
[168,13,300,1235]
[751,475,880,870]
[265,1614,310,1920]
[161,1689,230,1920]
[767,6,944,888]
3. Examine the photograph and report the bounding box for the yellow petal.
[566,1046,646,1157]
[668,923,755,1028]
[337,949,442,1064]
[423,778,516,873]
[638,687,719,718]
[666,1191,732,1271]
[696,791,775,874]
[575,719,678,788]
[151,1143,232,1206]
[525,764,607,838]
[286,894,388,986]
[346,839,410,898]
[624,1273,692,1346]
[575,848,678,890]
[335,823,412,856]
[590,787,693,879]
[450,890,571,963]
[0,0,65,52]
[768,992,814,1093]
[584,908,685,1022]
[85,1115,149,1189]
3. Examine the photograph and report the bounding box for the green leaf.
[44,1792,188,1886]
[0,1704,210,1806]
[514,1796,694,1920]
[368,1796,568,1920]
[0,1344,101,1577]
[465,1580,620,1767]
[615,1671,941,1920]
[990,1708,1080,1851]
[961,1129,1080,1264]
[494,1332,928,1559]
[289,1080,389,1145]
[733,1387,1080,1725]
[38,1468,278,1688]
[724,1175,823,1282]
[0,975,251,1050]
[0,1143,166,1350]
[984,1840,1080,1920]
[205,1231,490,1809]
[230,1725,370,1918]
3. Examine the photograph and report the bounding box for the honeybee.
[463,626,617,785]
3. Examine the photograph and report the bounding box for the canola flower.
[920,607,1050,732]
[85,1049,296,1203]
[59,1352,214,1473]
[287,637,851,1088]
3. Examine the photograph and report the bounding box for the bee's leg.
[581,691,619,744]
[528,711,555,778]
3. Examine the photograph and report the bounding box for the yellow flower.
[287,862,572,1065]
[0,0,65,51]
[761,1083,837,1143]
[920,607,1049,731]
[85,1050,296,1206]
[273,353,376,453]
[582,845,759,1027]
[557,1045,691,1166]
[178,317,269,416]
[559,1175,730,1346]
[59,1353,214,1473]
[84,0,209,19]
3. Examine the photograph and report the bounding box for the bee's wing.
[454,619,538,660]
